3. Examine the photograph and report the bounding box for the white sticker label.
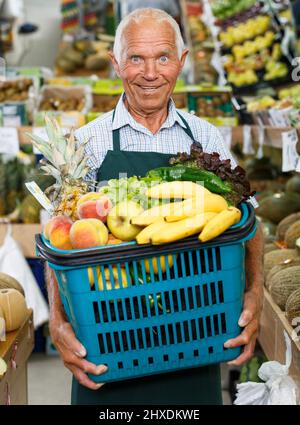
[242,125,255,155]
[219,126,232,151]
[0,127,19,155]
[25,181,53,213]
[282,129,299,172]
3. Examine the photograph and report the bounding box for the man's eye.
[131,56,141,64]
[159,56,168,64]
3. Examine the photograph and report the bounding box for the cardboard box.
[0,310,34,405]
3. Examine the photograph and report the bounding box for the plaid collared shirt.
[75,94,237,182]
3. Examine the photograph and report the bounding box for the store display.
[55,39,111,76]
[212,0,297,93]
[0,78,33,102]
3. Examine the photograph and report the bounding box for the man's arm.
[45,265,107,389]
[223,224,264,365]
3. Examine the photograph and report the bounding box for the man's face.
[110,19,188,114]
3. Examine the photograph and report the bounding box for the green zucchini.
[147,166,232,194]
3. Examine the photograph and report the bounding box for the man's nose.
[143,59,158,80]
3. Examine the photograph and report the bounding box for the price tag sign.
[282,129,299,172]
[242,125,255,155]
[0,127,19,155]
[25,181,53,213]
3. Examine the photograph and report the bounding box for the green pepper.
[147,166,232,194]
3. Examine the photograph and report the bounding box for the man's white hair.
[113,8,185,63]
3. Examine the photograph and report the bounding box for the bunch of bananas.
[232,31,275,60]
[132,181,241,245]
[220,16,270,48]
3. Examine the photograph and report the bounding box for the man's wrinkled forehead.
[122,19,177,51]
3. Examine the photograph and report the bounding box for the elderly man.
[47,8,264,405]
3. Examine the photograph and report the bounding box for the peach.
[70,218,109,249]
[77,193,112,222]
[107,234,123,245]
[49,221,73,250]
[43,215,73,240]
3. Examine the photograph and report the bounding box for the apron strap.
[176,111,203,150]
[112,109,121,152]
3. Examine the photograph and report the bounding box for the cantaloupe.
[276,213,300,241]
[257,193,300,224]
[269,266,300,309]
[264,243,278,255]
[0,358,7,377]
[0,288,28,332]
[0,273,25,296]
[285,287,300,326]
[286,175,300,195]
[264,249,298,278]
[266,257,300,290]
[284,221,300,248]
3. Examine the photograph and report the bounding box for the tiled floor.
[27,353,232,405]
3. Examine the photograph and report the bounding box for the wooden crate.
[0,310,34,405]
[259,288,300,388]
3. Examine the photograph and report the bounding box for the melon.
[257,192,300,224]
[286,174,300,194]
[0,273,25,296]
[85,53,110,71]
[285,287,300,326]
[0,358,7,377]
[0,288,28,332]
[276,212,300,241]
[269,266,300,309]
[266,257,300,290]
[264,243,278,255]
[284,221,300,248]
[264,249,298,278]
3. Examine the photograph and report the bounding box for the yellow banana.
[164,194,228,222]
[97,266,131,291]
[199,207,242,243]
[144,255,175,274]
[87,266,100,288]
[151,212,217,245]
[136,217,166,244]
[146,181,211,199]
[131,199,195,226]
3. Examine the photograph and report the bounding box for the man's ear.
[180,48,189,70]
[108,51,121,77]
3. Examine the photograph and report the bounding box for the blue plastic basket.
[36,202,256,383]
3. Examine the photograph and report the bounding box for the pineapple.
[28,116,91,220]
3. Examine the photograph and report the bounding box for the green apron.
[71,111,222,405]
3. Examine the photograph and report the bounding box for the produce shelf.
[259,288,300,388]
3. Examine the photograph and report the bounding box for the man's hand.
[50,313,108,390]
[224,224,264,366]
[45,265,107,390]
[224,286,263,366]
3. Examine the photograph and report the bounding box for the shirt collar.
[112,93,187,132]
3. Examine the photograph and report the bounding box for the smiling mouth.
[137,85,162,92]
